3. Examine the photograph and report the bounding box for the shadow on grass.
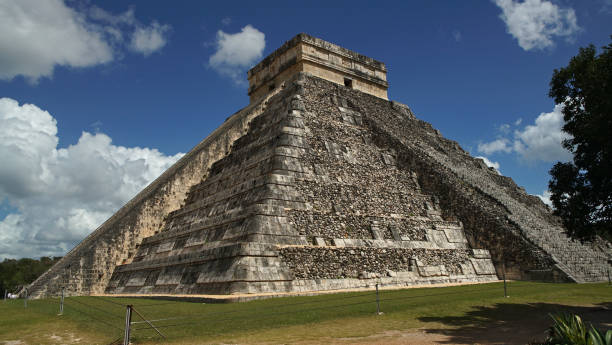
[419,302,611,345]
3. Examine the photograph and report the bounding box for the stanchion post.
[59,287,64,315]
[376,283,381,315]
[503,262,508,298]
[123,305,132,345]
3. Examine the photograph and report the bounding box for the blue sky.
[0,0,610,259]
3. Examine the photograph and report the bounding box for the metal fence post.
[59,288,64,315]
[376,283,381,315]
[123,305,132,345]
[3,290,6,302]
[607,267,611,286]
[503,262,508,298]
[24,288,28,308]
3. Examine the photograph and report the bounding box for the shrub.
[543,313,611,345]
[589,327,612,345]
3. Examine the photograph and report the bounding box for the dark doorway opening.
[344,78,353,88]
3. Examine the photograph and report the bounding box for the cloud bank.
[0,98,183,259]
[493,0,580,50]
[0,0,171,83]
[478,103,572,162]
[209,25,266,84]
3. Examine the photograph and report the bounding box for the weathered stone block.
[418,265,448,277]
[314,237,326,246]
[472,249,492,259]
[470,258,497,275]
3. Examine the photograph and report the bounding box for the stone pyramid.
[28,34,611,298]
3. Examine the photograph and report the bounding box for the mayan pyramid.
[28,34,611,298]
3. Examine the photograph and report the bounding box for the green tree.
[0,256,61,296]
[548,36,612,241]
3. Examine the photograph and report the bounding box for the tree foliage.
[0,256,61,296]
[548,36,612,241]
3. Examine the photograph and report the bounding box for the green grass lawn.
[1,282,610,345]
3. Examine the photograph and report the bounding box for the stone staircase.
[533,228,610,282]
[28,268,102,297]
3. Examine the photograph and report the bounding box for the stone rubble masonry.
[28,37,611,298]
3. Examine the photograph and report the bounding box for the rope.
[62,300,123,332]
[29,281,558,339]
[65,297,123,320]
[133,298,376,331]
[132,290,377,327]
[92,296,127,307]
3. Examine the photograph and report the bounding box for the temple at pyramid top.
[248,33,388,102]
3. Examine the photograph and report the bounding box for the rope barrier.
[92,296,128,307]
[24,296,62,316]
[138,282,523,330]
[65,297,124,320]
[131,290,378,327]
[18,280,569,341]
[62,300,124,332]
[133,298,377,331]
[130,283,506,332]
[132,301,185,307]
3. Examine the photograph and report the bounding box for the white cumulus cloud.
[209,25,266,84]
[0,98,183,259]
[0,0,171,83]
[478,104,572,162]
[129,22,171,56]
[0,0,113,83]
[493,0,580,51]
[512,104,572,161]
[478,138,512,155]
